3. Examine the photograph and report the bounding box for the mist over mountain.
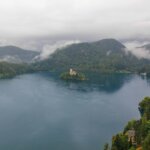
[0,38,150,75]
[141,43,150,51]
[0,46,40,63]
[35,39,150,73]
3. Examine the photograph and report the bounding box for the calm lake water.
[0,72,150,150]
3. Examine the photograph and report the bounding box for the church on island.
[69,68,77,76]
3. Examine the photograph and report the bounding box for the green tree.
[139,97,150,120]
[129,147,136,150]
[143,133,150,150]
[111,133,129,150]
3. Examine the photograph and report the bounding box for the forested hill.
[35,39,150,74]
[0,46,39,63]
[0,62,34,79]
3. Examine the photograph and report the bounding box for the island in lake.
[60,68,86,81]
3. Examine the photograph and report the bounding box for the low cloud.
[124,41,150,59]
[0,56,22,63]
[37,40,80,60]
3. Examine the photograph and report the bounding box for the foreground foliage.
[104,97,150,150]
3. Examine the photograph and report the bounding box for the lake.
[0,72,150,150]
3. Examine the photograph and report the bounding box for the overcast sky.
[0,0,150,49]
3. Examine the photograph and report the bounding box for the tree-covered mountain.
[0,46,40,63]
[35,39,150,73]
[0,46,40,78]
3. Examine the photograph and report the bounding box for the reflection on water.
[141,75,150,86]
[42,72,133,93]
[0,72,149,150]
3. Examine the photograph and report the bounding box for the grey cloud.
[0,0,149,41]
[0,0,150,57]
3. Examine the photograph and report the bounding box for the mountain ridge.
[0,45,40,63]
[36,38,148,73]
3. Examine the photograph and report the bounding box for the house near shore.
[126,129,136,145]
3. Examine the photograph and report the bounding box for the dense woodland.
[0,62,34,79]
